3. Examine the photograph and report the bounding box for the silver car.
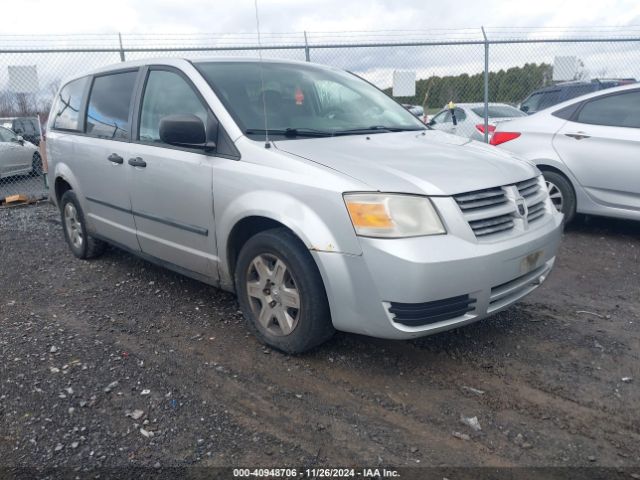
[429,103,527,142]
[492,84,640,223]
[47,58,563,353]
[0,126,42,178]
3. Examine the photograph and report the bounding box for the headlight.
[344,193,446,238]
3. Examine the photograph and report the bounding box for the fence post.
[481,26,489,143]
[118,33,126,62]
[304,31,311,62]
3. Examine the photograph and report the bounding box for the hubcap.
[64,203,83,249]
[546,180,564,213]
[246,253,301,336]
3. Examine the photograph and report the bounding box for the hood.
[274,130,537,196]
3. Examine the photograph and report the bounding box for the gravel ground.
[1,203,639,477]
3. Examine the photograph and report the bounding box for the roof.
[72,56,324,81]
[533,82,639,113]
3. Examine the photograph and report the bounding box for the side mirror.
[12,135,24,145]
[159,114,216,151]
[428,119,436,126]
[521,105,529,113]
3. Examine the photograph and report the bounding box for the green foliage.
[387,63,552,108]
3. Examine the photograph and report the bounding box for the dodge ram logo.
[515,196,528,218]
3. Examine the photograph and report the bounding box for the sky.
[1,0,640,103]
[2,0,640,35]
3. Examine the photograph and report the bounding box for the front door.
[128,67,218,279]
[0,126,31,175]
[553,89,640,210]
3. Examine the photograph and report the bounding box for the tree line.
[0,79,60,118]
[387,63,553,108]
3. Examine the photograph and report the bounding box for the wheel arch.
[226,216,297,287]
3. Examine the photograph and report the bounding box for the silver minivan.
[47,58,563,353]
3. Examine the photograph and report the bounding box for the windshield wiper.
[333,125,426,135]
[245,128,333,138]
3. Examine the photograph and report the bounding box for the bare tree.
[0,90,15,116]
[15,92,37,116]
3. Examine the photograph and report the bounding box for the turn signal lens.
[346,202,393,229]
[344,193,446,238]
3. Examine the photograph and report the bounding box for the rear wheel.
[542,170,576,223]
[235,228,334,354]
[60,190,107,259]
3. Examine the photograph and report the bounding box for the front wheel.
[542,170,576,224]
[235,228,334,354]
[31,152,43,176]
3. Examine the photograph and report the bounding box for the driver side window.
[315,80,361,113]
[139,70,208,143]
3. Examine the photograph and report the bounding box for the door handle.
[108,153,124,164]
[128,157,147,168]
[565,132,590,140]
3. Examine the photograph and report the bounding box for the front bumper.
[312,210,563,340]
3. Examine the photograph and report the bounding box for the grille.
[453,186,507,211]
[389,294,476,327]
[516,177,541,199]
[527,201,546,222]
[454,176,549,239]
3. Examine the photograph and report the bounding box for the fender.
[51,162,99,231]
[216,189,362,289]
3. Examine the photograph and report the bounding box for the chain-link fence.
[1,27,639,201]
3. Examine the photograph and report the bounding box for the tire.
[235,228,335,354]
[542,170,576,224]
[60,190,107,259]
[31,152,43,177]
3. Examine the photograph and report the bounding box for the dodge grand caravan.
[47,58,563,353]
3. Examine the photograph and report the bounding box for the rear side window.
[52,77,89,131]
[453,108,467,121]
[86,71,138,140]
[552,102,581,120]
[12,119,24,133]
[576,90,640,128]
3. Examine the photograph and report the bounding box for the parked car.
[47,58,563,353]
[0,126,42,178]
[492,84,640,223]
[519,79,636,115]
[0,116,42,146]
[428,103,526,141]
[402,104,424,118]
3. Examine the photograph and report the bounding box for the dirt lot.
[1,203,639,476]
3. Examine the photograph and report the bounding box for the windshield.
[521,90,560,113]
[470,105,526,118]
[194,61,425,138]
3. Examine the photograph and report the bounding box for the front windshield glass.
[194,61,425,138]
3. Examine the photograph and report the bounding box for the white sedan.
[428,103,526,141]
[0,126,42,178]
[491,84,640,223]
